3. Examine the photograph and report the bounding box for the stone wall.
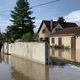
[3,42,49,64]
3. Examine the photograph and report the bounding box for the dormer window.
[42,29,46,33]
[55,28,62,32]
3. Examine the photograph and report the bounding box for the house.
[50,27,80,50]
[37,19,78,42]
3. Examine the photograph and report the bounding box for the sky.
[0,0,80,32]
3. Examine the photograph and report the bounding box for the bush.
[22,32,33,42]
[50,44,70,50]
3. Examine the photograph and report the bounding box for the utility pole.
[7,30,9,55]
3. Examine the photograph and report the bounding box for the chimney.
[50,19,53,31]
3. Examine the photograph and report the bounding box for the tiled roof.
[51,27,80,36]
[37,20,78,33]
[43,20,58,31]
[60,22,78,28]
[37,20,57,33]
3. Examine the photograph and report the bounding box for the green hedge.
[50,44,70,50]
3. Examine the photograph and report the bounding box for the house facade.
[38,21,51,42]
[37,20,78,42]
[50,27,80,50]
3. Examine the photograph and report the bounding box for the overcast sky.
[0,0,80,32]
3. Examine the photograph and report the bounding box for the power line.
[31,0,60,8]
[0,0,60,18]
[0,0,60,13]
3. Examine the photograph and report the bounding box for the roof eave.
[50,33,76,37]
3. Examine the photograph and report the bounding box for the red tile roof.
[37,20,78,33]
[51,27,80,36]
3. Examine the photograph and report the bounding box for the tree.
[22,32,33,42]
[7,0,35,42]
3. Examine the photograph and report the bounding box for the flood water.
[50,48,80,63]
[0,53,80,80]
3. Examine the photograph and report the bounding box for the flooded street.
[50,48,80,63]
[0,53,80,80]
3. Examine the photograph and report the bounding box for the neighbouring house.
[37,19,78,42]
[50,27,80,50]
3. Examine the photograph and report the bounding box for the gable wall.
[52,24,63,33]
[38,23,50,39]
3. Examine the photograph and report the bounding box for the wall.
[50,37,52,45]
[3,42,49,64]
[62,36,71,48]
[38,23,50,40]
[54,37,58,45]
[50,35,80,63]
[50,35,80,49]
[52,24,63,33]
[76,36,80,62]
[76,36,80,49]
[50,36,71,48]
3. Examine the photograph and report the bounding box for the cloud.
[64,10,80,25]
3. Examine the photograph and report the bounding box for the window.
[52,38,55,43]
[58,38,62,45]
[42,29,46,33]
[40,37,43,41]
[55,28,62,32]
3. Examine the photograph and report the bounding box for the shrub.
[50,44,70,50]
[22,32,33,42]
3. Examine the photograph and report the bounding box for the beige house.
[37,20,78,42]
[50,27,80,50]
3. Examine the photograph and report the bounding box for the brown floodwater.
[0,53,80,80]
[50,48,80,63]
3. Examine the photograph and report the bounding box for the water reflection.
[10,55,49,80]
[11,67,31,80]
[50,48,80,63]
[49,64,80,80]
[1,54,80,80]
[0,53,2,63]
[0,54,11,80]
[71,49,76,61]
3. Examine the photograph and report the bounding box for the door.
[71,37,76,60]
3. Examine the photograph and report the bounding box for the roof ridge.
[43,20,77,24]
